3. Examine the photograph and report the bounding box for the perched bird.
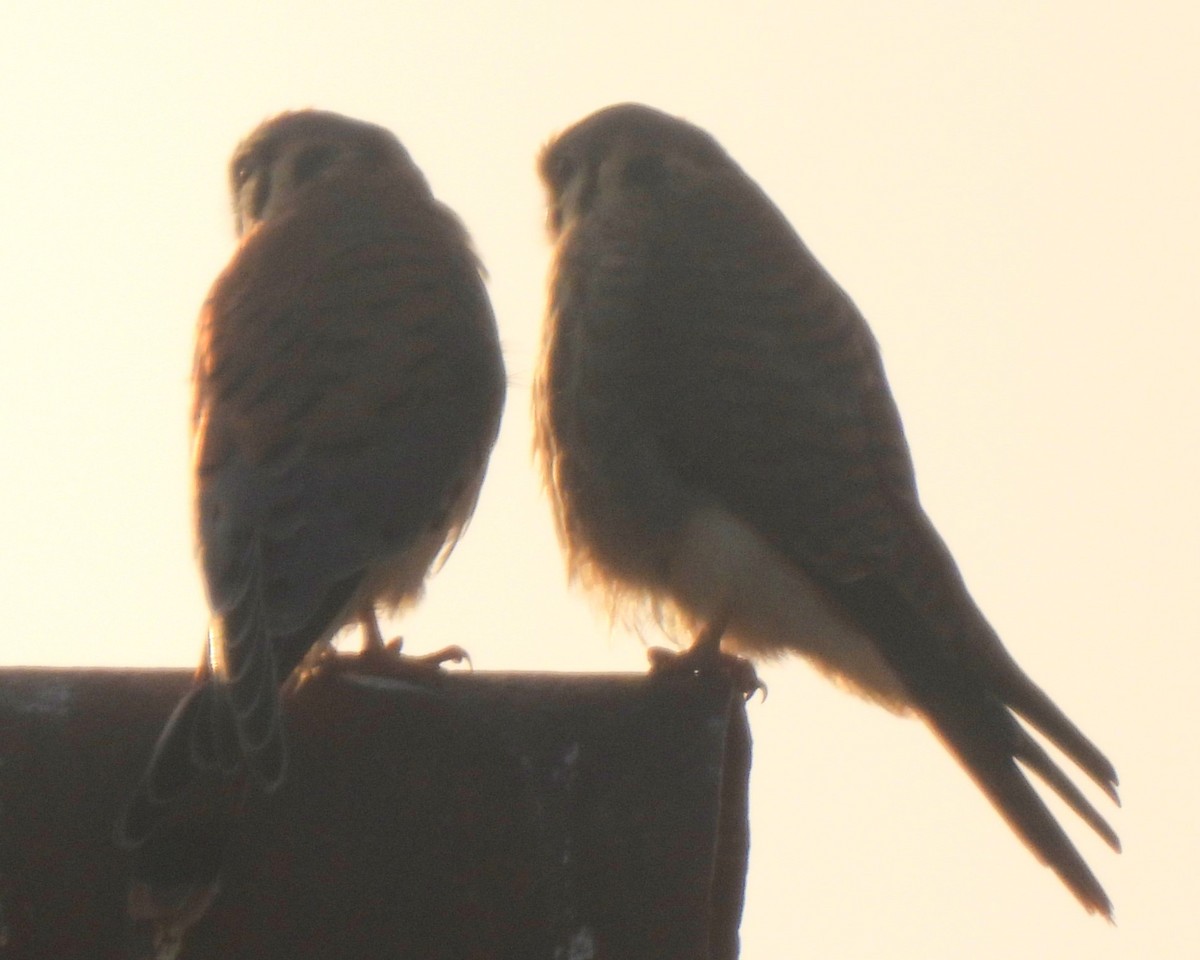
[118,109,505,946]
[534,103,1119,915]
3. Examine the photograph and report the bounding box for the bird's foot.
[293,635,470,688]
[354,636,472,681]
[647,644,765,701]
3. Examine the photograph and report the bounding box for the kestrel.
[534,103,1118,915]
[119,109,505,933]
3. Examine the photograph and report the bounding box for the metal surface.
[0,666,751,959]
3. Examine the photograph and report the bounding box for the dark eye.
[231,158,253,189]
[247,171,272,222]
[292,144,338,183]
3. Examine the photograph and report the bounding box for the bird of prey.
[118,109,505,945]
[534,102,1118,915]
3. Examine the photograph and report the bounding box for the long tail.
[112,679,250,957]
[830,575,1119,916]
[203,536,290,792]
[115,678,244,847]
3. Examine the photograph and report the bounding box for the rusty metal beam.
[0,667,750,959]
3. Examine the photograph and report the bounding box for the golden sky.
[2,2,1197,956]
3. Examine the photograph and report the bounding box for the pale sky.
[2,2,1197,957]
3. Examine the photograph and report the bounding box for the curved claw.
[357,637,472,680]
[407,643,472,671]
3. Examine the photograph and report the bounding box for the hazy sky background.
[2,2,1197,957]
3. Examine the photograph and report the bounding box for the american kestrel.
[534,103,1118,915]
[119,109,505,935]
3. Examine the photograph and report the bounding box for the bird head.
[538,103,730,241]
[228,110,423,237]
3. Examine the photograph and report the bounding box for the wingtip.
[1102,816,1122,853]
[1055,855,1114,920]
